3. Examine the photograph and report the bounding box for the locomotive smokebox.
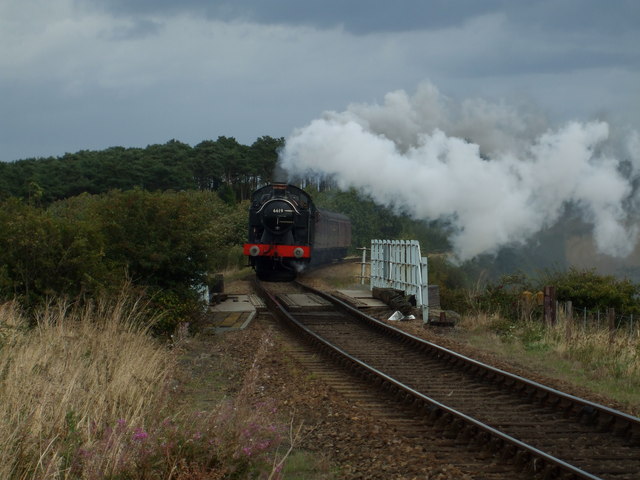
[261,199,296,234]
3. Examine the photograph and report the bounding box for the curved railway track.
[255,279,640,480]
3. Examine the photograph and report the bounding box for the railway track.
[255,280,640,480]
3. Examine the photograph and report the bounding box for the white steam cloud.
[279,82,640,261]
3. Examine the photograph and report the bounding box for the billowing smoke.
[279,82,640,261]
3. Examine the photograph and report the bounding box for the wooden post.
[543,286,556,325]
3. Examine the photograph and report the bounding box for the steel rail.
[303,282,640,434]
[256,281,616,479]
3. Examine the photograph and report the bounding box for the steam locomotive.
[243,183,351,281]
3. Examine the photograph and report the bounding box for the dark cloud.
[208,0,505,33]
[509,0,640,34]
[81,0,640,36]
[82,0,503,32]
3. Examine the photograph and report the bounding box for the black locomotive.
[243,183,351,281]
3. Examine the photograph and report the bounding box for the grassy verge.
[0,292,298,479]
[459,312,640,414]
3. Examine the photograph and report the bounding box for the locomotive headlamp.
[293,247,304,258]
[249,245,261,257]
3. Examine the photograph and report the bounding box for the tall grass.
[545,312,640,382]
[459,310,640,410]
[0,293,172,479]
[0,292,301,479]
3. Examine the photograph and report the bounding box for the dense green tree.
[247,136,284,187]
[0,198,108,305]
[214,136,249,200]
[1,158,40,199]
[192,140,224,191]
[91,189,211,290]
[0,162,10,199]
[142,140,195,191]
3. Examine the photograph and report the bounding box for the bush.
[0,191,249,327]
[470,273,531,320]
[0,198,111,307]
[147,287,205,337]
[542,267,640,314]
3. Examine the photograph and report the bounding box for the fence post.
[544,286,556,325]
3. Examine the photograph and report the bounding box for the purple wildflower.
[133,427,149,441]
[256,440,271,451]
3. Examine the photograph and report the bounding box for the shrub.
[0,191,249,328]
[0,198,110,307]
[470,273,530,320]
[541,268,640,314]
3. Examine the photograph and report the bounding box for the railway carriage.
[243,183,351,281]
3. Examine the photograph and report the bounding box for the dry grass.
[545,314,640,381]
[0,292,303,480]
[0,293,173,479]
[458,311,640,411]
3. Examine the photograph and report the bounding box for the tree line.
[0,136,283,205]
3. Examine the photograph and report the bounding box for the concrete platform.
[336,286,388,308]
[277,293,333,311]
[203,286,394,333]
[205,294,264,333]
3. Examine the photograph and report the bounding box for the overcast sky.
[1,0,639,162]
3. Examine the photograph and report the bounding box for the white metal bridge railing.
[370,239,428,322]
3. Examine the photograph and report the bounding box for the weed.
[521,322,549,352]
